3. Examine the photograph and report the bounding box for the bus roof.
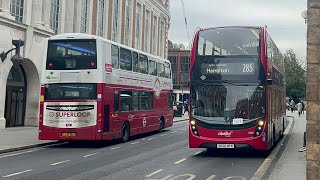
[48,33,171,64]
[199,26,264,32]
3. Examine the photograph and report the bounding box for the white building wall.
[0,0,170,129]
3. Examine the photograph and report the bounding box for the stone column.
[42,0,52,31]
[307,0,320,179]
[0,0,14,19]
[31,0,42,27]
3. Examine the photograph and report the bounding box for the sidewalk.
[268,111,306,180]
[0,127,55,154]
[0,115,189,154]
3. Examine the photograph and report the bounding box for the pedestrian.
[290,99,295,113]
[301,101,305,114]
[184,102,188,115]
[297,101,303,117]
[299,131,306,152]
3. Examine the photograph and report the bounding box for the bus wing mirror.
[267,79,273,85]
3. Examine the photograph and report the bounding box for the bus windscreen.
[44,83,97,100]
[46,39,97,70]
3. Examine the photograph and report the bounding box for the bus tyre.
[159,118,165,133]
[121,122,130,143]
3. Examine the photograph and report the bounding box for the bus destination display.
[200,62,256,75]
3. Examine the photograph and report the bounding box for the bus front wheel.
[121,122,130,143]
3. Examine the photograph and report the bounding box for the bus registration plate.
[217,144,234,148]
[61,133,76,137]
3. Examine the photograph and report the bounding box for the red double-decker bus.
[189,26,286,150]
[39,33,173,142]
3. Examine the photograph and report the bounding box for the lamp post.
[0,40,25,63]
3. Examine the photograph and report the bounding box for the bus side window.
[157,62,165,77]
[139,54,148,74]
[133,52,139,72]
[148,60,157,76]
[114,90,119,112]
[112,45,119,69]
[120,48,132,71]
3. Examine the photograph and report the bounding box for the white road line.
[206,175,217,180]
[160,134,168,136]
[181,128,187,130]
[50,160,70,166]
[83,152,99,158]
[131,141,139,145]
[111,146,121,150]
[171,131,178,134]
[145,169,163,178]
[193,151,202,155]
[2,169,33,178]
[147,138,154,140]
[142,138,146,141]
[174,158,187,165]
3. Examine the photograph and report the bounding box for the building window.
[135,3,141,50]
[168,56,177,85]
[50,0,60,34]
[10,0,24,23]
[80,0,89,33]
[180,56,189,85]
[97,0,105,37]
[112,0,120,42]
[124,0,131,46]
[159,21,165,57]
[152,16,158,55]
[144,10,150,53]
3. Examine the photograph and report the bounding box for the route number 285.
[242,63,254,73]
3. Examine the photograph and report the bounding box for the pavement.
[268,111,306,180]
[0,114,189,154]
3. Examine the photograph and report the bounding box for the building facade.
[0,0,170,129]
[168,47,190,103]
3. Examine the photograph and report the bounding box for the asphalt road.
[0,121,268,180]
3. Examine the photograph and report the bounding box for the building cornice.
[150,0,170,19]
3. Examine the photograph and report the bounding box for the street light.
[302,10,307,24]
[0,39,25,63]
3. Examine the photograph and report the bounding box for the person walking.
[301,101,305,114]
[297,101,303,117]
[184,102,189,115]
[290,99,295,113]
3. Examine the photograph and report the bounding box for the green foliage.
[284,49,306,102]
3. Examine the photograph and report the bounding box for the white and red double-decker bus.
[39,33,173,142]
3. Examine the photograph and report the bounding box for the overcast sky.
[169,0,307,60]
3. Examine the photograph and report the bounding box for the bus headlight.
[190,119,199,136]
[254,119,265,137]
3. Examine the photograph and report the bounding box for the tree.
[284,49,306,102]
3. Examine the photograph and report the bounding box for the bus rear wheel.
[121,122,130,143]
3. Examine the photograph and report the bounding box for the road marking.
[171,131,178,134]
[83,152,99,158]
[161,134,168,136]
[174,158,187,165]
[2,169,33,178]
[181,128,187,130]
[145,169,163,178]
[206,175,217,180]
[142,138,146,141]
[193,151,202,155]
[131,141,139,145]
[147,138,154,140]
[50,160,70,166]
[111,146,121,150]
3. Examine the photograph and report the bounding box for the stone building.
[0,0,170,129]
